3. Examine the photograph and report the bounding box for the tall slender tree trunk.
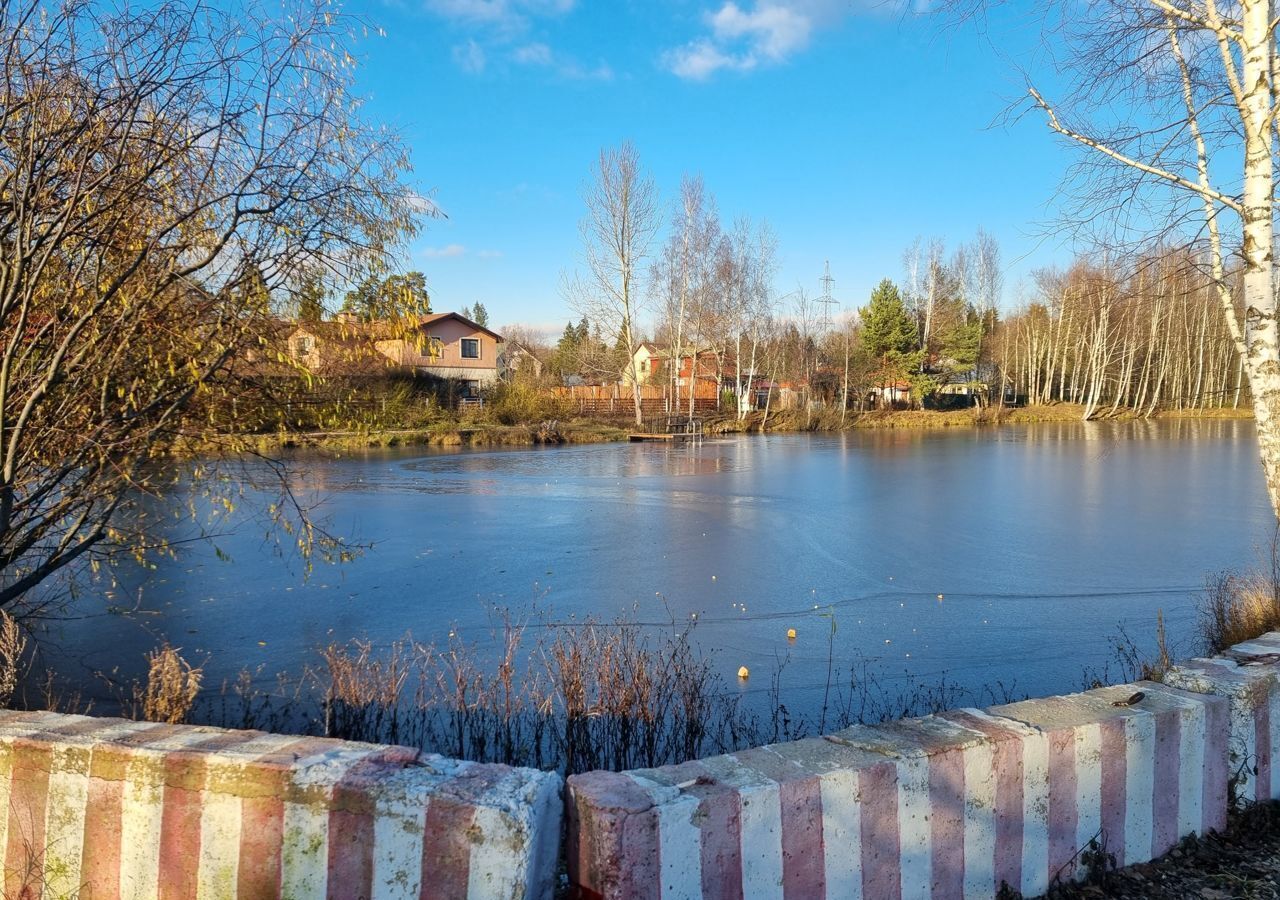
[1240,1,1280,512]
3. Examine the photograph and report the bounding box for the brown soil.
[1026,803,1280,899]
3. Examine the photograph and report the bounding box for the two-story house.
[375,312,503,396]
[284,312,504,397]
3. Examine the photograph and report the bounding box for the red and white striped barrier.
[1165,630,1280,804]
[0,710,561,899]
[566,681,1228,900]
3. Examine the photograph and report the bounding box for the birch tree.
[565,143,660,425]
[959,0,1280,512]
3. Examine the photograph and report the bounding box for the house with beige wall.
[285,312,503,396]
[374,312,503,392]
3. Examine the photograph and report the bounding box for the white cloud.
[512,41,613,80]
[423,244,468,258]
[427,0,575,33]
[663,40,754,80]
[710,2,812,59]
[477,249,504,259]
[513,42,554,65]
[452,39,487,73]
[664,0,869,80]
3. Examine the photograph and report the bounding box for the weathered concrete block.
[0,710,562,899]
[566,681,1228,900]
[1165,631,1280,804]
[979,681,1228,896]
[568,715,1035,899]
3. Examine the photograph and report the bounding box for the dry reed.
[137,644,203,724]
[0,611,27,708]
[1201,569,1280,656]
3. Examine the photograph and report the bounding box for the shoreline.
[186,403,1256,454]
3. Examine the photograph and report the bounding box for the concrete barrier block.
[567,717,1025,900]
[1165,632,1280,804]
[567,681,1228,900]
[0,710,562,900]
[983,681,1228,895]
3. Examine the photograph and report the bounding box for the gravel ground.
[1022,804,1280,899]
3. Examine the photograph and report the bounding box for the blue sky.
[347,0,1073,335]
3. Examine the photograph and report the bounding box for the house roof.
[417,312,504,342]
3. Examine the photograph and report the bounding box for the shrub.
[486,382,572,425]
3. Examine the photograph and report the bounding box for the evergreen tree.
[296,268,327,322]
[551,321,580,376]
[240,263,271,314]
[460,304,473,321]
[938,310,983,372]
[341,271,431,320]
[860,279,919,360]
[471,302,490,327]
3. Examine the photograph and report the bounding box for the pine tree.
[340,271,431,320]
[861,279,919,360]
[296,268,327,322]
[471,302,489,327]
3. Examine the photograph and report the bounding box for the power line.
[816,260,838,330]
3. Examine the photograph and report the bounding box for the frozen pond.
[38,419,1276,718]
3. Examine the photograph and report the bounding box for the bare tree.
[564,143,660,425]
[959,0,1280,512]
[0,0,421,607]
[725,218,777,421]
[652,176,718,419]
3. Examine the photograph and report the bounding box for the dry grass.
[136,644,203,724]
[0,612,28,709]
[172,604,1025,775]
[1201,568,1280,656]
[1196,531,1280,657]
[308,609,748,774]
[1086,541,1280,694]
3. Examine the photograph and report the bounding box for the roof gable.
[417,312,504,341]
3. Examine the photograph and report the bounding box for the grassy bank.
[184,403,1256,454]
[746,403,1254,433]
[179,420,630,454]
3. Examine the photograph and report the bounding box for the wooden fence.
[552,384,721,418]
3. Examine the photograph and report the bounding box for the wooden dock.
[629,432,700,442]
[629,417,706,444]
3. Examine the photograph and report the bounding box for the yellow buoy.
[737,666,750,679]
[786,628,797,640]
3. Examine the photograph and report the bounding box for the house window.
[291,335,314,357]
[461,338,480,359]
[427,336,444,358]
